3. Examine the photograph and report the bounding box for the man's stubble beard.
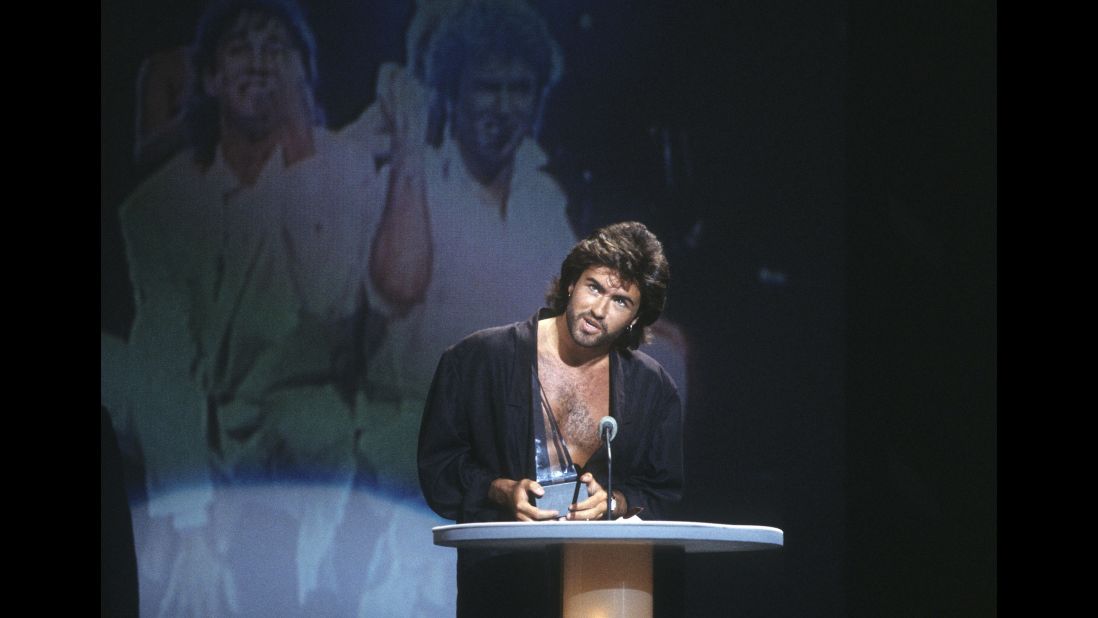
[565,305,618,349]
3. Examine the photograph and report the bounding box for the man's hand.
[369,65,433,313]
[379,65,429,157]
[489,478,560,521]
[568,473,613,521]
[276,46,316,165]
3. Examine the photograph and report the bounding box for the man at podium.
[418,221,684,616]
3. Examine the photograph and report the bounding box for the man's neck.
[540,314,611,368]
[218,119,315,186]
[457,144,517,219]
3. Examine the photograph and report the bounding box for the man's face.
[565,266,642,349]
[452,55,540,181]
[204,10,305,137]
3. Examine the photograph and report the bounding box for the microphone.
[599,416,618,442]
[599,416,617,520]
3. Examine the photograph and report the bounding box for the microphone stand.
[604,425,613,521]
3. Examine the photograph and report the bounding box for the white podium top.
[433,521,783,553]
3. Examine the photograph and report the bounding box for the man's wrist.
[488,477,517,508]
[611,490,627,518]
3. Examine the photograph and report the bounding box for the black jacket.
[417,309,684,523]
[417,309,684,615]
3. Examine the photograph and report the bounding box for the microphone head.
[599,416,618,442]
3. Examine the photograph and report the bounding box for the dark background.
[845,0,996,614]
[101,0,996,614]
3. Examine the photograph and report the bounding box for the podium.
[434,521,783,617]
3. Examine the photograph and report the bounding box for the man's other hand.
[489,478,559,521]
[568,473,609,521]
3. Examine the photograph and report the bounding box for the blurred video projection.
[102,0,846,615]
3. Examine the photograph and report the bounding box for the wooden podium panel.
[562,543,652,617]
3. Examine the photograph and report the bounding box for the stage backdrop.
[101,1,846,615]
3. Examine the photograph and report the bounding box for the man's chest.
[537,357,609,466]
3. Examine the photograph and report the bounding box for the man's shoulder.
[430,320,529,384]
[309,129,377,178]
[119,152,203,234]
[618,345,664,372]
[122,151,193,201]
[314,128,369,159]
[514,139,566,194]
[617,345,680,393]
[446,320,526,359]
